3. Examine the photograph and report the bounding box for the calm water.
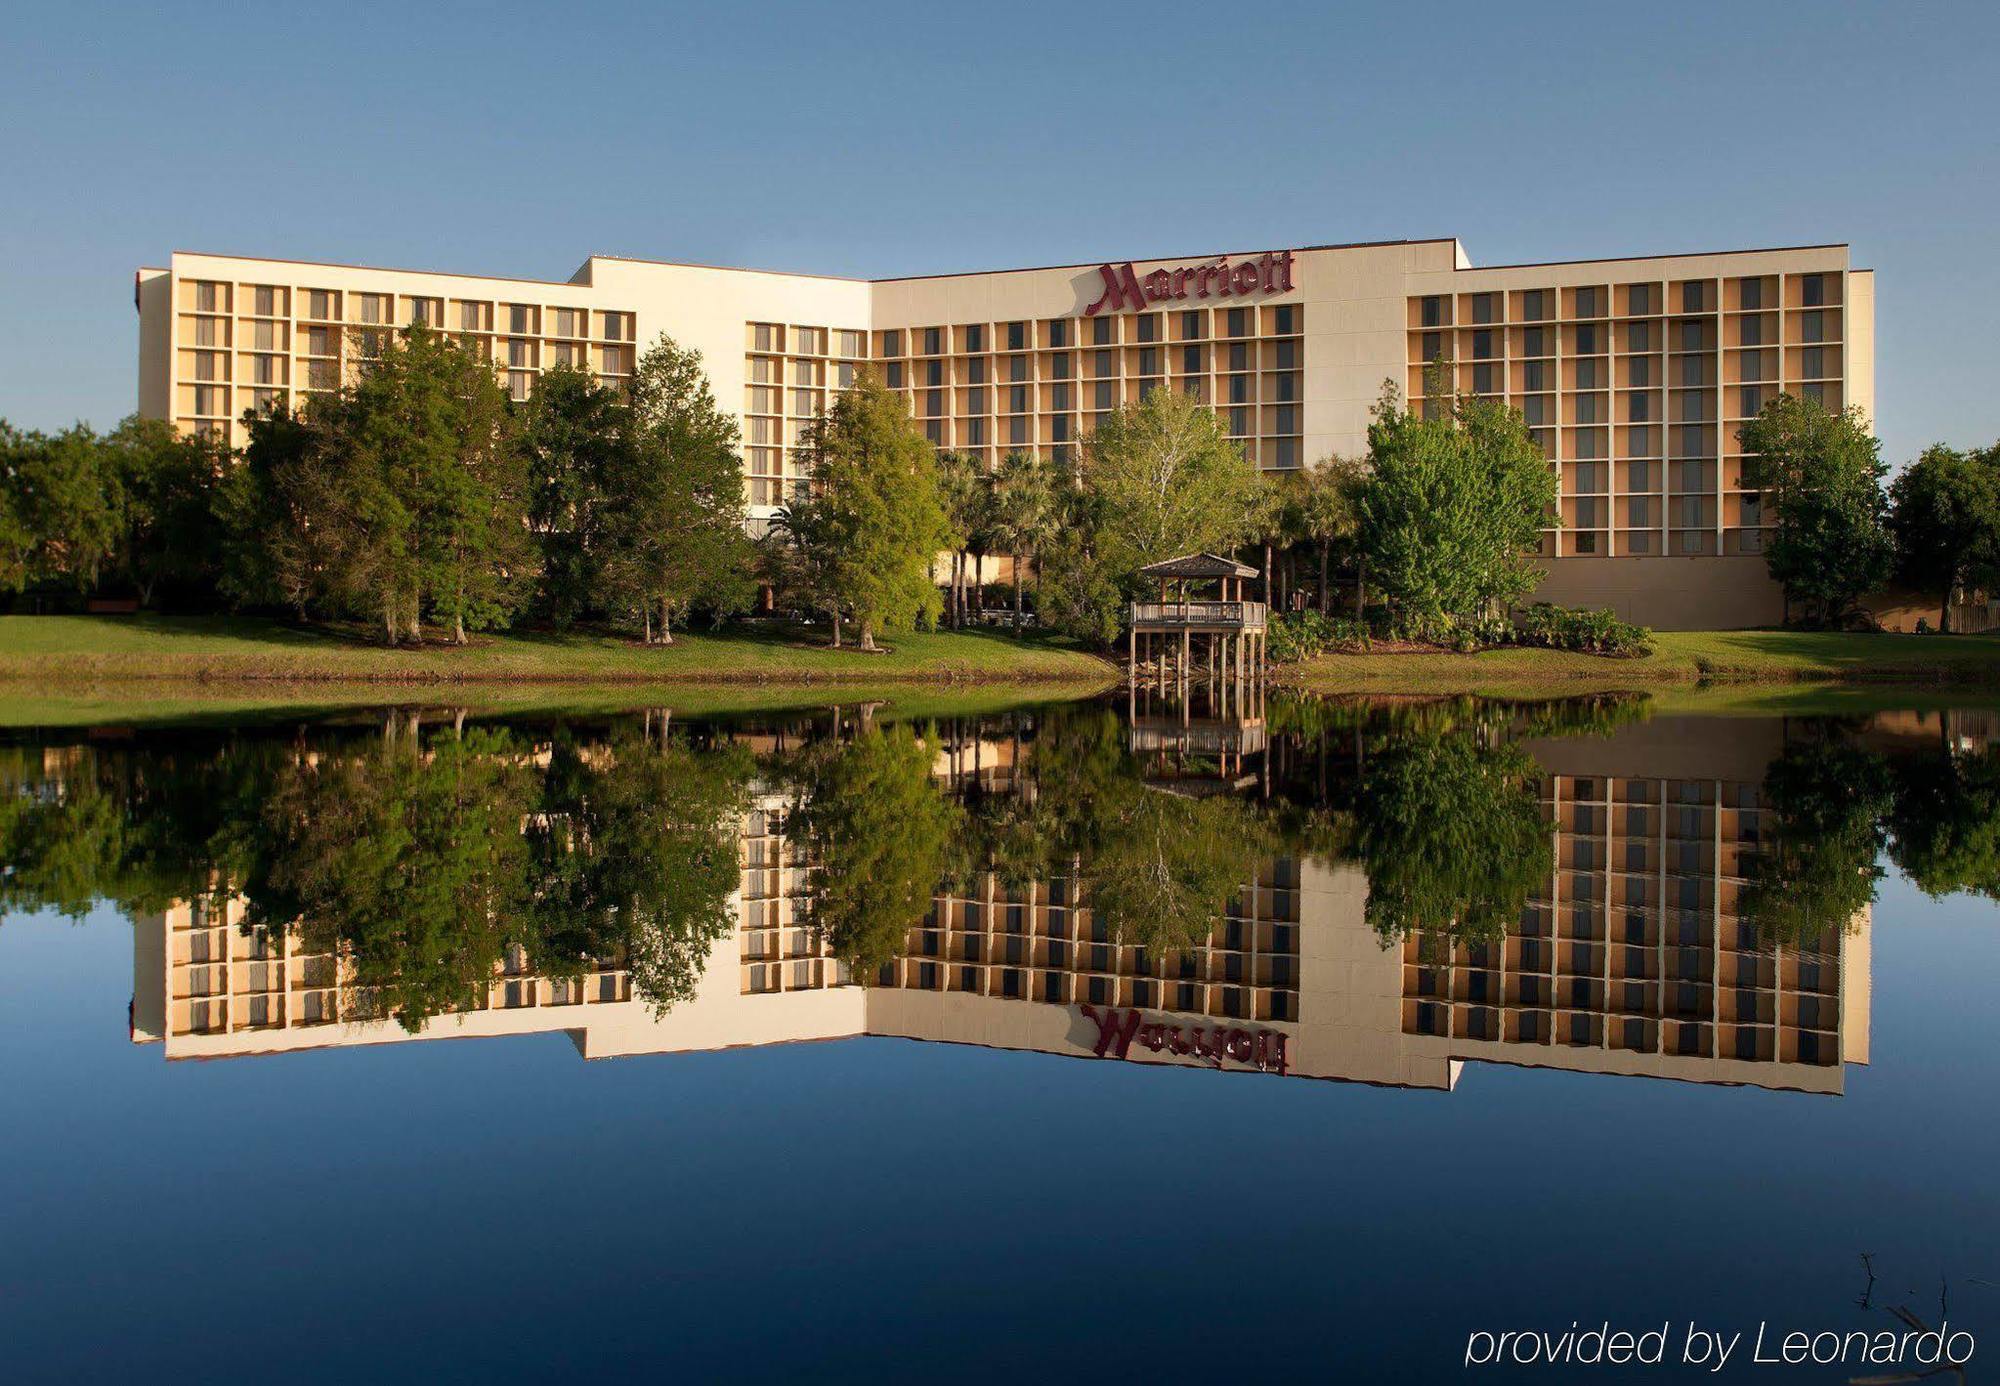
[2,694,1998,1383]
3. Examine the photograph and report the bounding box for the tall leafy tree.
[521,363,630,627]
[936,449,990,629]
[1739,394,1892,627]
[793,370,947,650]
[1296,455,1367,615]
[602,334,755,643]
[0,422,124,596]
[1885,442,2000,631]
[107,416,221,607]
[991,449,1055,633]
[1358,379,1557,622]
[1076,386,1263,581]
[214,401,341,619]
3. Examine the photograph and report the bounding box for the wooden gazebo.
[1129,552,1266,685]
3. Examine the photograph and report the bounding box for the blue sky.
[2,0,1993,466]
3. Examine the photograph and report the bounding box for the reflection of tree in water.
[1351,723,1553,953]
[1888,740,2000,900]
[1740,728,1892,948]
[789,720,962,971]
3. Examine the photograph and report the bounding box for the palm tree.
[1297,456,1367,614]
[936,450,986,629]
[992,450,1055,635]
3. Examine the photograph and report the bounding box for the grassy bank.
[0,614,1116,688]
[1277,629,2000,697]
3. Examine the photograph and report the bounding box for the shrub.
[1509,603,1653,657]
[1266,610,1370,662]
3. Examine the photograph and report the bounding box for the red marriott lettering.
[1080,1004,1289,1075]
[1084,250,1296,316]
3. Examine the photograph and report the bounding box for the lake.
[1,691,1996,1382]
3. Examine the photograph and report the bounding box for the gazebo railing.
[1129,600,1267,629]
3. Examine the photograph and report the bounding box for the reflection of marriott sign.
[1084,251,1296,316]
[1081,1004,1289,1075]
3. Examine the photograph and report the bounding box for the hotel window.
[964,358,986,385]
[1274,405,1298,434]
[879,329,901,357]
[834,361,854,389]
[1802,381,1826,405]
[192,350,222,381]
[551,307,582,337]
[1575,429,1605,459]
[1420,295,1444,327]
[1574,461,1604,492]
[885,362,903,388]
[1629,321,1652,353]
[307,290,337,320]
[252,320,277,351]
[1227,375,1249,404]
[1275,340,1298,369]
[1627,496,1652,527]
[966,418,985,445]
[1576,358,1601,389]
[502,304,531,334]
[797,359,819,386]
[1523,360,1547,391]
[925,389,942,417]
[1681,281,1708,313]
[1006,322,1026,351]
[837,330,863,357]
[925,420,943,444]
[1680,354,1705,386]
[1229,407,1250,436]
[1627,391,1650,422]
[307,360,336,389]
[1739,493,1763,526]
[1094,381,1113,410]
[355,293,387,325]
[1275,304,1297,334]
[1052,415,1071,442]
[920,358,940,387]
[1009,416,1028,446]
[1420,331,1443,361]
[1181,345,1202,373]
[507,371,532,401]
[1274,438,1298,468]
[1575,286,1600,318]
[1473,363,1497,394]
[506,339,533,367]
[1472,329,1494,359]
[601,312,631,341]
[1135,314,1158,343]
[1523,289,1549,320]
[967,385,986,413]
[1470,292,1496,325]
[194,281,220,311]
[1181,310,1203,338]
[916,327,938,355]
[1575,394,1600,424]
[1629,355,1652,387]
[1228,342,1248,371]
[1048,320,1068,348]
[1740,386,1764,417]
[1739,278,1763,311]
[801,327,828,355]
[1083,349,1109,379]
[1801,311,1826,343]
[1628,459,1652,490]
[1740,315,1765,347]
[1575,323,1600,355]
[1050,353,1071,379]
[1522,327,1548,357]
[193,385,223,415]
[1273,373,1297,402]
[1801,346,1826,378]
[251,387,280,412]
[252,355,280,385]
[1678,392,1706,422]
[1009,385,1028,413]
[1677,426,1709,457]
[455,301,481,331]
[1801,273,1825,307]
[963,323,983,353]
[1227,307,1249,337]
[1051,382,1071,411]
[597,345,630,375]
[1629,283,1653,315]
[191,317,221,347]
[752,324,776,352]
[408,297,443,327]
[1522,396,1550,426]
[253,285,277,316]
[792,388,814,414]
[1138,347,1159,376]
[1091,316,1113,345]
[1006,355,1026,383]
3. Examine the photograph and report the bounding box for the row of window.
[1418,315,1839,362]
[876,304,1304,358]
[1417,274,1833,327]
[186,281,633,340]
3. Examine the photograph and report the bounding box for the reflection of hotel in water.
[132,716,1870,1095]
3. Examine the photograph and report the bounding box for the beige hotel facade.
[136,238,1872,629]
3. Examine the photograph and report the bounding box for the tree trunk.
[973,555,985,624]
[1264,541,1274,604]
[658,594,675,645]
[1012,551,1024,635]
[643,604,652,644]
[1354,557,1365,620]
[453,610,466,646]
[829,604,842,648]
[950,551,962,629]
[383,599,398,645]
[860,621,877,652]
[1942,575,1956,634]
[1318,542,1330,615]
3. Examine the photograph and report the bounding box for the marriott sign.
[1084,250,1297,316]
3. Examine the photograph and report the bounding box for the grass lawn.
[1278,628,2000,697]
[0,614,1117,688]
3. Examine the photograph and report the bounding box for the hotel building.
[129,717,1869,1096]
[136,238,1872,629]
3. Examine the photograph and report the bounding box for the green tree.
[213,401,340,618]
[793,371,947,650]
[1297,455,1367,615]
[521,363,630,627]
[1076,386,1263,582]
[1739,394,1892,627]
[310,325,537,642]
[107,416,221,607]
[791,721,962,969]
[1885,442,2000,632]
[603,335,755,643]
[1358,379,1557,622]
[935,449,991,629]
[991,449,1055,633]
[1887,742,2000,899]
[0,422,124,596]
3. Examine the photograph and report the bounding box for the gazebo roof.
[1136,552,1259,580]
